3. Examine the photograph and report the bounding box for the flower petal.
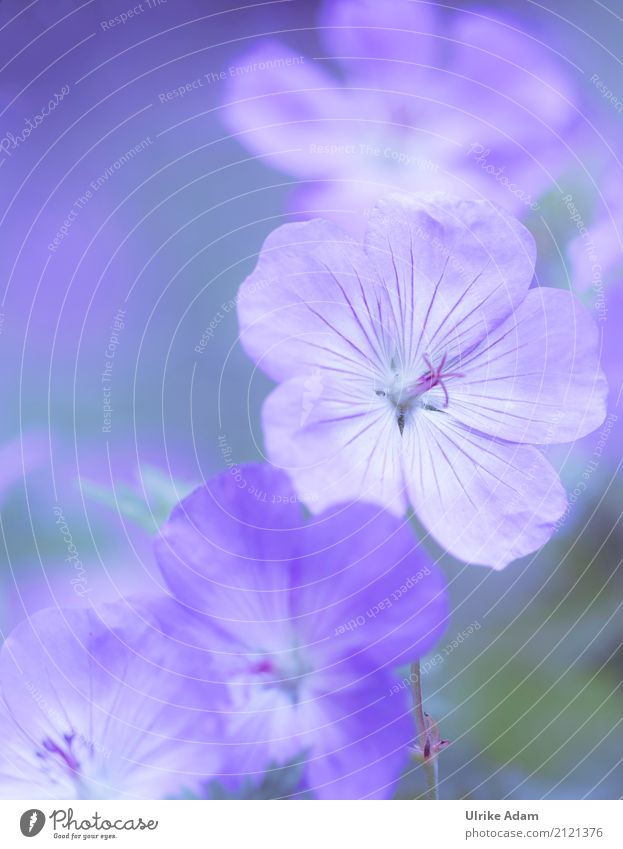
[290,503,448,668]
[448,288,608,444]
[224,41,361,178]
[218,667,412,799]
[364,193,536,363]
[238,218,390,383]
[262,377,408,515]
[317,0,436,87]
[155,466,302,650]
[0,605,222,799]
[449,13,577,149]
[215,685,311,791]
[404,414,567,568]
[303,669,413,799]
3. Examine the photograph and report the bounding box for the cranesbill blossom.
[237,194,607,568]
[224,0,578,226]
[155,464,448,799]
[553,165,623,466]
[0,605,224,799]
[568,174,623,297]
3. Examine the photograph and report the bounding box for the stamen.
[250,658,275,675]
[376,351,464,435]
[41,734,81,773]
[413,352,464,410]
[249,647,311,704]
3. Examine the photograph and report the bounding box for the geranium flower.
[568,175,623,297]
[0,604,225,799]
[224,0,578,225]
[568,188,623,466]
[155,464,448,799]
[236,194,607,568]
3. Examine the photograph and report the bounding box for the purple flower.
[237,194,607,568]
[0,604,224,799]
[155,464,448,799]
[568,176,623,296]
[224,0,578,225]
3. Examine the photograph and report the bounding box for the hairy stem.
[410,660,439,800]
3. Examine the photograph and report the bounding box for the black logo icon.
[20,809,46,837]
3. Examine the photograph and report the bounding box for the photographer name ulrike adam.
[465,811,539,821]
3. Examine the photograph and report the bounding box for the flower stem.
[410,660,439,800]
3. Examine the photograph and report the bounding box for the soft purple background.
[0,0,622,799]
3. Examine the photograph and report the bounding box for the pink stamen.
[42,734,81,773]
[251,658,275,675]
[414,352,464,408]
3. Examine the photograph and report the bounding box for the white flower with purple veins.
[237,194,608,569]
[0,606,224,799]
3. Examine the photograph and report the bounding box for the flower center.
[375,352,463,434]
[36,732,106,798]
[249,646,313,704]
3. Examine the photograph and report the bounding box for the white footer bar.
[1,799,621,847]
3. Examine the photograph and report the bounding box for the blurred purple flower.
[224,0,578,226]
[237,194,607,568]
[564,174,622,462]
[155,464,448,799]
[568,176,623,296]
[0,604,224,799]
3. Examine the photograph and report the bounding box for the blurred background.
[0,0,621,799]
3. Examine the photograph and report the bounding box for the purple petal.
[224,41,360,178]
[155,466,303,649]
[317,0,436,87]
[448,13,577,149]
[364,193,536,363]
[448,288,608,444]
[404,415,567,568]
[600,281,623,394]
[569,200,623,293]
[290,503,449,668]
[303,670,413,799]
[0,605,223,799]
[238,218,391,383]
[288,166,542,234]
[221,665,412,799]
[262,377,408,515]
[215,686,310,790]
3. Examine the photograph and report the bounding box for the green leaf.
[80,464,195,533]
